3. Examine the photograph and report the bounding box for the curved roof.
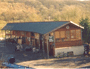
[2,21,83,34]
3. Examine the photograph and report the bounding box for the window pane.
[66,31,70,39]
[61,31,65,38]
[11,31,13,34]
[6,30,10,34]
[55,31,60,38]
[76,30,81,39]
[21,31,24,35]
[31,32,34,36]
[50,32,53,36]
[71,30,75,39]
[35,33,39,39]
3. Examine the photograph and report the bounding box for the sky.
[78,0,90,1]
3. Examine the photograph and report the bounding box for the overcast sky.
[78,0,90,1]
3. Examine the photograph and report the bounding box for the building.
[2,21,84,57]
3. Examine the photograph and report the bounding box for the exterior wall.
[26,32,31,37]
[45,23,83,56]
[54,23,83,48]
[55,40,83,48]
[55,45,84,57]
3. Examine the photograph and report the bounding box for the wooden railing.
[55,40,83,48]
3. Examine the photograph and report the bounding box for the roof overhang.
[2,21,84,36]
[44,21,84,36]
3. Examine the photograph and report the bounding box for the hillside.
[0,0,90,30]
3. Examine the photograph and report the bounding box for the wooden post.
[39,34,40,50]
[5,30,6,46]
[15,31,16,38]
[47,34,49,58]
[28,32,31,46]
[20,31,21,38]
[16,31,17,38]
[53,32,56,56]
[25,32,26,44]
[34,33,36,47]
[42,35,45,58]
[10,31,12,39]
[5,30,6,41]
[81,29,82,40]
[53,32,56,48]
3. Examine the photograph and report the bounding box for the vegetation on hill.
[0,0,90,32]
[0,0,89,23]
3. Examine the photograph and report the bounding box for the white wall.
[55,45,84,57]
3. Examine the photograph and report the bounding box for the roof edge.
[70,21,84,29]
[44,21,70,36]
[7,21,70,24]
[44,21,84,36]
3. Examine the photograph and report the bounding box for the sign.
[49,36,54,42]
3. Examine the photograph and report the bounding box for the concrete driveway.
[0,40,90,68]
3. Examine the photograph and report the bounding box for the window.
[6,30,10,34]
[13,31,16,34]
[76,30,81,39]
[66,31,70,39]
[16,36,19,38]
[55,31,60,38]
[71,30,75,39]
[11,31,13,34]
[21,31,24,35]
[55,31,60,42]
[35,33,39,39]
[31,32,34,36]
[6,35,10,39]
[49,32,53,36]
[15,31,17,34]
[61,31,65,38]
[12,35,15,38]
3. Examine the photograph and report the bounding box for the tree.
[61,5,85,23]
[80,17,90,44]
